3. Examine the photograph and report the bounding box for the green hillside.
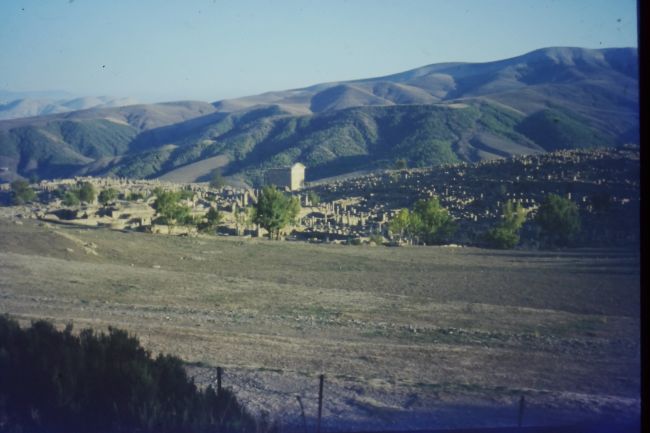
[105,102,535,184]
[0,119,137,179]
[56,119,138,157]
[515,108,616,151]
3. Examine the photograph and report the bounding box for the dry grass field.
[0,214,640,430]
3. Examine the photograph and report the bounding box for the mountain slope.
[212,47,638,114]
[0,101,217,180]
[0,47,638,184]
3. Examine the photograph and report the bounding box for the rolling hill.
[0,96,139,121]
[0,47,638,184]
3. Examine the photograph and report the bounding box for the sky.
[0,0,638,103]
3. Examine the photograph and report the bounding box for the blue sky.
[0,0,638,102]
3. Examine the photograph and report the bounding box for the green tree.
[198,207,222,233]
[10,179,36,205]
[77,182,96,203]
[206,207,222,225]
[252,186,300,240]
[62,190,80,206]
[389,208,411,241]
[209,169,226,189]
[412,197,456,244]
[535,193,581,247]
[152,189,193,229]
[501,199,527,231]
[98,188,118,205]
[234,207,255,236]
[484,200,528,249]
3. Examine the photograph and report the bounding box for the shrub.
[0,315,269,433]
[413,197,456,244]
[152,189,193,226]
[77,182,96,203]
[198,207,223,233]
[128,192,144,201]
[62,190,81,207]
[535,193,581,247]
[98,188,118,205]
[10,180,36,205]
[484,226,520,249]
[483,200,528,249]
[389,197,456,244]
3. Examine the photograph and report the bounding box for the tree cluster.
[0,315,270,433]
[59,182,96,207]
[483,194,581,249]
[389,197,456,245]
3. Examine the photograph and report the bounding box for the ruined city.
[0,146,639,248]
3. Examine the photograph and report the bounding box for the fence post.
[518,395,525,427]
[317,374,324,433]
[217,367,223,395]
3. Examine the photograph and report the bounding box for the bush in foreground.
[0,315,270,433]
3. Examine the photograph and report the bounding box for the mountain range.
[0,47,638,185]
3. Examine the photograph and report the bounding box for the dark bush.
[535,193,581,247]
[483,226,520,249]
[10,180,37,205]
[0,315,269,433]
